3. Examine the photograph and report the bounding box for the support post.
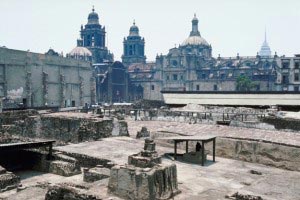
[174,141,177,160]
[186,141,188,153]
[213,138,216,162]
[201,141,205,166]
[48,143,53,160]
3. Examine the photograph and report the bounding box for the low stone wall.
[56,151,115,169]
[154,132,300,172]
[262,116,300,131]
[212,138,300,171]
[0,111,129,143]
[0,110,38,125]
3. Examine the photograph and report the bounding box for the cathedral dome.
[181,14,209,47]
[69,46,92,57]
[182,35,209,46]
[87,7,99,24]
[129,21,139,37]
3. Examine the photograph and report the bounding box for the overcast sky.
[1,0,299,61]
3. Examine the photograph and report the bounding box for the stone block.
[108,164,179,200]
[136,126,150,139]
[49,160,81,177]
[128,154,161,168]
[182,151,208,164]
[83,166,110,182]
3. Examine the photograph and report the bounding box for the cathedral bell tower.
[122,21,146,67]
[79,6,113,63]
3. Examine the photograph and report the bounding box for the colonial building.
[275,55,300,91]
[0,47,95,109]
[71,7,113,64]
[127,15,290,101]
[122,21,146,66]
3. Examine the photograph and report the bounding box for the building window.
[173,74,178,80]
[220,74,225,79]
[282,75,288,84]
[172,60,178,67]
[294,86,299,91]
[214,84,218,91]
[196,85,200,91]
[282,62,290,69]
[295,73,299,82]
[166,75,169,80]
[202,74,206,79]
[151,85,155,90]
[180,75,184,80]
[295,62,300,69]
[256,84,260,91]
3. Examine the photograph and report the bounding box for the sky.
[0,0,299,61]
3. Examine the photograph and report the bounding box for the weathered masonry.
[0,47,96,108]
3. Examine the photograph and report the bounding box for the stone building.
[127,15,297,101]
[275,55,300,91]
[72,7,113,64]
[0,47,95,109]
[122,21,146,66]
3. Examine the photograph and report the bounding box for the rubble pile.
[45,183,101,200]
[0,165,20,192]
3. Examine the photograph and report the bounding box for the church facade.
[127,15,300,101]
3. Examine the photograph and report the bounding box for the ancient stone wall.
[0,47,94,108]
[262,116,300,131]
[0,111,127,143]
[212,138,300,171]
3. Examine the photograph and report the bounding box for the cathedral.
[69,8,300,103]
[127,14,300,101]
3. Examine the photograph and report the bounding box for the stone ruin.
[83,165,110,183]
[136,126,150,139]
[225,192,263,200]
[45,183,101,200]
[108,139,179,200]
[0,165,20,192]
[0,110,129,144]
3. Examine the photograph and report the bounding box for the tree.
[236,75,254,91]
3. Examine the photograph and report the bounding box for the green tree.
[236,75,254,91]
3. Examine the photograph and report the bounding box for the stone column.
[90,76,96,105]
[79,76,84,106]
[42,72,49,106]
[108,66,113,103]
[60,74,66,107]
[25,71,32,107]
